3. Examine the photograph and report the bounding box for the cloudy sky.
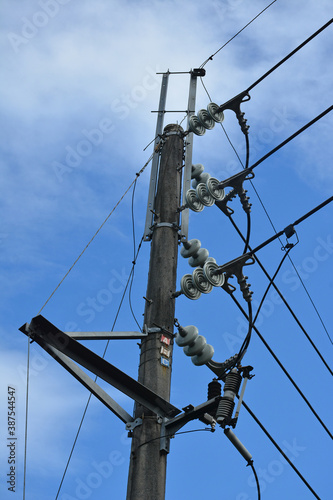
[1,1,332,499]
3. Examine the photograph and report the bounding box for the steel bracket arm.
[19,315,180,419]
[159,396,221,453]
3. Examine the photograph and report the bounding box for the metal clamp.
[126,418,143,431]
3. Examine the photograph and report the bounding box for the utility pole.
[126,123,185,500]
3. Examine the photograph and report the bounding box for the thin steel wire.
[37,154,153,316]
[200,0,278,68]
[23,335,30,500]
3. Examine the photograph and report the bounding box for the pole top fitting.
[163,124,185,137]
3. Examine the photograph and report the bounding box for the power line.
[228,214,333,374]
[37,153,154,316]
[200,1,278,68]
[249,106,333,171]
[228,291,333,441]
[241,399,322,500]
[247,18,333,92]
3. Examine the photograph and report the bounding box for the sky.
[0,0,332,499]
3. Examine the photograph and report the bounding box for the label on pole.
[161,334,171,346]
[160,357,170,368]
[160,346,171,358]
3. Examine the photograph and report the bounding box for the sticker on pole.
[161,357,170,368]
[161,334,171,346]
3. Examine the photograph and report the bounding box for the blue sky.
[1,0,332,499]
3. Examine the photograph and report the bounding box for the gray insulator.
[224,428,253,463]
[197,108,215,130]
[207,102,225,123]
[206,177,225,201]
[208,379,222,400]
[185,189,204,213]
[192,267,213,294]
[224,370,242,394]
[216,398,235,425]
[175,325,198,347]
[180,274,201,300]
[196,183,215,207]
[191,163,204,179]
[189,115,206,136]
[183,334,206,356]
[203,260,225,287]
[192,343,214,366]
[180,238,201,259]
[192,171,211,188]
[188,247,209,267]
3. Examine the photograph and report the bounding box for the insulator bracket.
[216,169,255,215]
[217,90,251,135]
[213,253,255,302]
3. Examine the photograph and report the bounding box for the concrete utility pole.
[126,124,185,500]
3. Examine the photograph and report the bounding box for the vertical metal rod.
[180,71,198,242]
[126,124,185,500]
[144,72,169,240]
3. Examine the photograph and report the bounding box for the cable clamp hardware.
[214,253,255,302]
[217,90,251,135]
[216,169,254,215]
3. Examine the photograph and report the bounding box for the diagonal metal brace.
[19,315,180,419]
[19,325,134,424]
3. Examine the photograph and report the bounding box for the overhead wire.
[241,399,322,500]
[129,178,143,331]
[23,333,30,500]
[37,153,154,316]
[235,243,294,368]
[201,72,333,345]
[199,0,278,68]
[54,235,145,500]
[249,462,261,500]
[228,290,333,441]
[246,18,333,92]
[228,214,333,375]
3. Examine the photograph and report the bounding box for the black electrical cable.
[228,214,333,372]
[249,462,261,500]
[228,291,333,441]
[243,195,333,256]
[252,245,294,327]
[241,399,321,500]
[54,239,144,500]
[248,105,333,173]
[200,1,278,68]
[137,427,213,449]
[243,211,251,254]
[247,18,333,92]
[236,302,253,366]
[129,178,143,331]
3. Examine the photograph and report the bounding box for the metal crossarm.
[19,315,180,419]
